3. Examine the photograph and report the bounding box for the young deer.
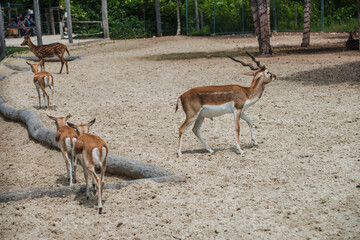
[68,119,108,214]
[175,52,277,157]
[47,114,78,186]
[26,61,55,109]
[21,34,70,74]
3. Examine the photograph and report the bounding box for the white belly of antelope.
[200,102,235,118]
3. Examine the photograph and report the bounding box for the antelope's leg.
[192,116,213,153]
[241,112,258,145]
[80,155,90,199]
[35,83,41,108]
[61,149,73,186]
[178,115,198,157]
[233,109,244,155]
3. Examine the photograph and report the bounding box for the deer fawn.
[26,61,55,109]
[47,114,78,186]
[21,34,70,74]
[175,52,276,157]
[68,119,108,214]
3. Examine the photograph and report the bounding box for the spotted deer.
[47,114,78,186]
[68,119,108,214]
[26,61,55,109]
[175,52,277,157]
[21,34,70,74]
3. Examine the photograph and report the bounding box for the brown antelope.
[68,119,108,214]
[175,52,277,157]
[47,114,78,186]
[26,61,55,109]
[21,34,70,74]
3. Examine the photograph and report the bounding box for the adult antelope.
[47,114,78,186]
[21,34,70,74]
[175,52,277,157]
[68,119,108,214]
[26,61,55,109]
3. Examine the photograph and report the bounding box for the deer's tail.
[175,97,181,113]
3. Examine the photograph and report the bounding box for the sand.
[0,32,359,239]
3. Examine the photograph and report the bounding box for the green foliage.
[30,0,357,38]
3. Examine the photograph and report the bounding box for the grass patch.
[0,47,29,62]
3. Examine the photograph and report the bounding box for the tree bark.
[194,0,200,31]
[65,0,73,43]
[358,0,360,52]
[250,0,260,37]
[33,0,43,45]
[176,0,181,35]
[301,0,312,47]
[257,0,272,54]
[101,0,110,39]
[154,0,163,37]
[0,4,6,59]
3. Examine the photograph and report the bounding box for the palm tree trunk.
[176,0,181,35]
[301,0,311,47]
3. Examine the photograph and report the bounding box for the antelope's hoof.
[86,196,89,200]
[98,207,103,214]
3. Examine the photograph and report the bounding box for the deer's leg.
[40,59,45,72]
[58,56,68,74]
[241,112,258,146]
[233,109,244,155]
[192,116,213,153]
[41,88,50,108]
[34,82,42,108]
[178,111,200,157]
[61,148,73,186]
[72,139,77,183]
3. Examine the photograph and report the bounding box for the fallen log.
[0,96,178,179]
[0,175,186,203]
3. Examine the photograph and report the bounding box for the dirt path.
[0,33,359,239]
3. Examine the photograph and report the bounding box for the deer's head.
[21,34,31,46]
[68,119,96,135]
[228,52,277,85]
[47,114,72,130]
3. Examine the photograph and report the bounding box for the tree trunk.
[0,4,6,59]
[50,8,56,35]
[65,0,73,43]
[301,0,312,47]
[154,0,163,37]
[33,0,43,45]
[258,0,271,54]
[267,0,271,35]
[358,0,360,52]
[194,0,200,31]
[176,0,181,35]
[250,0,260,37]
[101,0,110,39]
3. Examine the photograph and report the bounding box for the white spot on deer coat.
[92,148,102,168]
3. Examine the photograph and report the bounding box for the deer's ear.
[65,114,72,121]
[88,118,96,127]
[243,72,254,76]
[47,114,57,121]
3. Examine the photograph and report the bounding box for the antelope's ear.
[47,114,57,121]
[88,118,96,127]
[243,72,254,76]
[26,61,32,66]
[65,114,72,121]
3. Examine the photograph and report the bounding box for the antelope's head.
[21,34,31,46]
[68,118,96,135]
[228,52,277,85]
[26,61,39,74]
[47,114,72,130]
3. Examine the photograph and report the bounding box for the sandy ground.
[0,32,359,239]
